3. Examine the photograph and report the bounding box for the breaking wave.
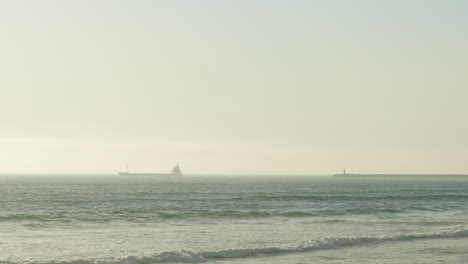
[10,226,468,264]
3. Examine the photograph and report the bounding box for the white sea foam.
[13,226,468,264]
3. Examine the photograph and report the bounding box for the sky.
[0,0,467,174]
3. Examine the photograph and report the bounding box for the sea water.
[1,175,467,263]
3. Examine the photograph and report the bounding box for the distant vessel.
[118,164,182,176]
[333,170,468,179]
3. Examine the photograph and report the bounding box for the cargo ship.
[118,164,182,176]
[333,169,468,179]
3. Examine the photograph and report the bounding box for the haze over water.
[1,0,467,174]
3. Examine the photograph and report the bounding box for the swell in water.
[8,226,468,264]
[0,206,455,224]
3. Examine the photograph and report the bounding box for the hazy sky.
[1,0,467,174]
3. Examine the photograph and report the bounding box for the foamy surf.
[13,226,468,264]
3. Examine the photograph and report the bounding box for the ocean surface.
[1,175,468,264]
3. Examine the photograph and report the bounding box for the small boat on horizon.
[118,164,182,176]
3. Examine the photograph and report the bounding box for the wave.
[159,207,432,219]
[0,205,451,224]
[9,226,468,264]
[227,193,468,202]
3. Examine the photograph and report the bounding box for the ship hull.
[333,174,468,179]
[118,172,180,176]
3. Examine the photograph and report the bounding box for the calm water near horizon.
[1,175,468,263]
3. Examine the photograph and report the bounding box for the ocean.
[1,175,468,263]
